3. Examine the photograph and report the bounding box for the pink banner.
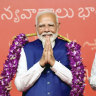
[0,0,96,95]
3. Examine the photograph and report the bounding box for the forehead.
[37,13,57,24]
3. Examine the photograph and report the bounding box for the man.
[15,11,72,96]
[89,53,96,89]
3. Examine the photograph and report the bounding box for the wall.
[0,0,96,95]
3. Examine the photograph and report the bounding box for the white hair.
[35,10,58,26]
[35,10,59,48]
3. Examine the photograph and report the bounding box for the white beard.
[37,32,58,48]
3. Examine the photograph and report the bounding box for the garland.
[66,42,85,96]
[0,34,28,96]
[0,33,85,96]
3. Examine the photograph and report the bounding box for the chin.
[37,32,58,47]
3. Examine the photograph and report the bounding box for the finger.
[8,82,12,88]
[48,45,53,58]
[44,36,49,51]
[46,36,50,45]
[48,47,53,57]
[7,87,12,91]
[5,83,12,91]
[44,43,48,53]
[0,76,3,79]
[48,40,53,53]
[47,37,52,50]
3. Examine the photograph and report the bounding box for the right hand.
[39,37,48,67]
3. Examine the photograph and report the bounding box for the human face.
[36,13,59,38]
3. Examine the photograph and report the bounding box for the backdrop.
[0,0,96,96]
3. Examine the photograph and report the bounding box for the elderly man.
[15,11,72,96]
[89,53,96,89]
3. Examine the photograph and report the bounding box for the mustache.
[41,32,53,37]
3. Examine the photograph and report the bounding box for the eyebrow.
[38,23,55,26]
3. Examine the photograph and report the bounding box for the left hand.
[6,82,12,91]
[0,76,3,79]
[47,36,55,66]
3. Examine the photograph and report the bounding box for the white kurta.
[15,48,72,92]
[89,53,96,89]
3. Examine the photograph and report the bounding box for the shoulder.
[55,38,69,46]
[23,39,41,48]
[54,38,69,51]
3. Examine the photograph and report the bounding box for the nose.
[44,26,50,32]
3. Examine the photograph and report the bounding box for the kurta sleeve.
[51,60,72,85]
[89,53,96,89]
[14,48,45,92]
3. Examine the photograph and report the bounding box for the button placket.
[46,69,51,95]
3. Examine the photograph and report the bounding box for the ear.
[57,22,60,32]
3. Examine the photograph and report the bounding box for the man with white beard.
[14,11,73,96]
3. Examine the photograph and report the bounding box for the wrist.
[40,64,45,68]
[39,60,45,68]
[50,60,55,67]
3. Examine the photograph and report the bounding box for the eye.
[49,24,55,27]
[38,25,45,28]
